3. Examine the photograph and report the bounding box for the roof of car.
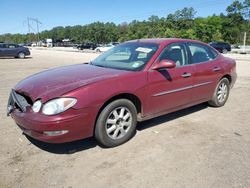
[126,38,205,45]
[211,41,230,45]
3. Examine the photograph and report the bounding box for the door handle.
[182,72,192,78]
[213,67,221,72]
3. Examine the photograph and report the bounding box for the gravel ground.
[0,49,250,188]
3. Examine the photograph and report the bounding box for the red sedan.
[7,38,237,147]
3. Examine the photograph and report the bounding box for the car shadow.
[0,57,32,59]
[26,103,208,154]
[137,103,208,131]
[26,136,98,154]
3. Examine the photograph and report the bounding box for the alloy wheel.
[217,82,228,103]
[105,107,132,140]
[18,52,25,59]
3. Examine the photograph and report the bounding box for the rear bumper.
[230,69,237,89]
[10,107,96,143]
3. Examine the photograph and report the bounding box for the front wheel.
[95,99,137,147]
[18,52,25,59]
[208,78,230,107]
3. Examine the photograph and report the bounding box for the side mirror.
[152,60,176,70]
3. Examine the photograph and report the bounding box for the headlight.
[32,100,42,113]
[42,98,77,115]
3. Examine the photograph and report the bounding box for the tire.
[222,48,228,54]
[208,78,230,107]
[95,99,137,147]
[18,52,25,59]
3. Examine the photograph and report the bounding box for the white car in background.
[95,44,115,52]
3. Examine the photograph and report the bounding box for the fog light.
[43,130,68,136]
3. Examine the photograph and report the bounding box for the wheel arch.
[93,93,142,132]
[221,74,232,85]
[17,51,25,56]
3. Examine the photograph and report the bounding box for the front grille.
[7,89,31,115]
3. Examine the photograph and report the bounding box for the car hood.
[15,64,128,102]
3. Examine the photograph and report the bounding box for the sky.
[0,0,234,34]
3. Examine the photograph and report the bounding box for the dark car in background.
[209,42,231,54]
[77,43,97,50]
[0,43,30,58]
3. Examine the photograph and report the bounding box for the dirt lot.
[0,49,250,188]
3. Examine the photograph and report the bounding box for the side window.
[159,44,187,67]
[8,44,16,48]
[209,48,218,58]
[188,43,215,64]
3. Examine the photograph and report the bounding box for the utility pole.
[27,17,31,42]
[36,18,40,42]
[243,32,247,54]
[29,17,42,42]
[24,17,42,43]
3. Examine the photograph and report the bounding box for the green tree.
[0,1,249,45]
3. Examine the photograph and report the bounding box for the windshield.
[92,42,159,71]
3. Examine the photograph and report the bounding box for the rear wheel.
[18,52,25,59]
[208,78,230,107]
[95,99,137,147]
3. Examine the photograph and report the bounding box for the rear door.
[145,43,195,116]
[186,42,223,103]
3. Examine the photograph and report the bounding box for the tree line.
[0,0,249,45]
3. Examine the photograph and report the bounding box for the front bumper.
[7,90,97,143]
[11,107,96,143]
[25,50,31,56]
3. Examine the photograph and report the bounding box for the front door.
[145,43,195,117]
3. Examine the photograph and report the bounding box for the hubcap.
[19,53,25,58]
[217,82,228,103]
[105,107,132,140]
